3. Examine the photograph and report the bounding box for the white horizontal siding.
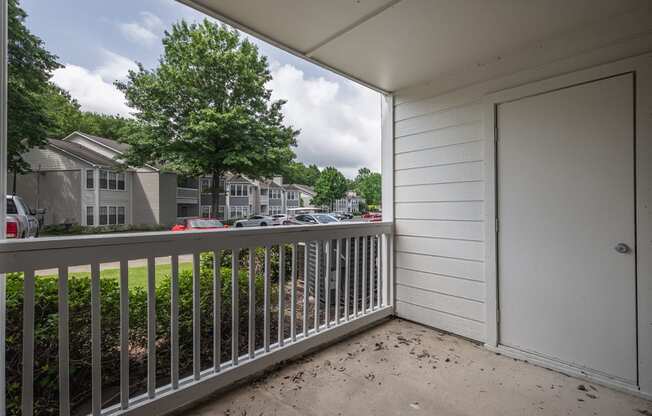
[395,219,484,241]
[395,201,483,221]
[22,147,87,171]
[396,252,484,282]
[395,122,481,154]
[395,181,484,203]
[394,97,486,342]
[395,140,483,170]
[396,301,485,341]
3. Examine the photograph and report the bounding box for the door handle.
[614,243,631,254]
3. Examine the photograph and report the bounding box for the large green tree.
[44,85,136,140]
[8,0,61,173]
[282,161,321,186]
[312,167,348,210]
[353,167,381,206]
[117,20,298,215]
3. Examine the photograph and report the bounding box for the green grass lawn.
[38,262,193,290]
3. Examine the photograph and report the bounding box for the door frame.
[482,53,652,398]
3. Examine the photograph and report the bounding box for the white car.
[270,214,287,225]
[234,215,273,228]
[6,195,41,238]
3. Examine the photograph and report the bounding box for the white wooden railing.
[0,221,393,416]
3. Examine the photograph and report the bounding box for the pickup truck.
[6,195,41,238]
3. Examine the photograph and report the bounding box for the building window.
[99,170,108,189]
[109,206,117,225]
[200,178,212,192]
[270,189,282,199]
[229,206,249,219]
[86,169,94,189]
[270,206,283,215]
[117,173,125,190]
[99,206,108,225]
[118,207,126,224]
[287,191,297,200]
[260,188,268,196]
[229,183,248,197]
[108,172,117,190]
[86,206,94,226]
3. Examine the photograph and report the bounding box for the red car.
[361,212,382,222]
[171,218,228,232]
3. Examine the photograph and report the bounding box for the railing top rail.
[0,221,393,273]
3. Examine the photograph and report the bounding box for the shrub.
[5,252,279,415]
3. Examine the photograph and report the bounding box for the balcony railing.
[0,221,393,416]
[176,187,199,204]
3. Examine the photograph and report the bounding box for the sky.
[20,0,381,178]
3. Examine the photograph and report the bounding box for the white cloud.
[51,50,136,117]
[268,64,381,178]
[118,11,164,46]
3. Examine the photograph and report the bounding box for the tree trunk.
[211,170,222,220]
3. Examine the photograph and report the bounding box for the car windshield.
[6,199,17,215]
[272,215,284,218]
[188,219,223,228]
[315,214,338,224]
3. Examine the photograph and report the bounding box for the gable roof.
[288,184,316,195]
[79,133,131,154]
[47,138,122,168]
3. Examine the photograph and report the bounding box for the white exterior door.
[497,74,637,384]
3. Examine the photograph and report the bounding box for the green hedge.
[40,223,168,236]
[6,250,286,415]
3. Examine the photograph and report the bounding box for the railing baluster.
[303,243,309,337]
[248,249,255,359]
[278,245,285,346]
[171,255,180,388]
[58,267,70,416]
[147,257,156,398]
[314,242,320,332]
[193,253,201,379]
[335,239,341,325]
[91,263,101,416]
[377,235,382,308]
[264,246,271,352]
[213,250,221,372]
[291,243,297,342]
[362,236,368,314]
[22,269,34,416]
[370,237,375,310]
[119,260,129,408]
[324,241,330,328]
[232,249,240,365]
[354,238,359,317]
[345,238,350,321]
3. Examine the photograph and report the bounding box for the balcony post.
[380,93,394,308]
[0,0,8,411]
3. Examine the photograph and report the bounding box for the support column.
[0,0,9,412]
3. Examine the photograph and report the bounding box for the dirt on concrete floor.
[185,318,652,416]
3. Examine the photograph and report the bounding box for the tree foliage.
[116,20,298,215]
[312,166,348,209]
[7,0,61,173]
[282,161,321,186]
[353,167,381,206]
[44,84,136,140]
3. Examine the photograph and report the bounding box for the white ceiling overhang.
[178,0,652,93]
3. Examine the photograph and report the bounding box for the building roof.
[288,184,316,195]
[77,132,131,154]
[47,138,122,168]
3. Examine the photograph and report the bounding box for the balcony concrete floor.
[186,318,651,416]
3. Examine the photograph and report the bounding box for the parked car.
[270,214,287,225]
[6,195,41,238]
[234,215,273,228]
[362,212,382,222]
[171,218,227,232]
[284,213,340,225]
[334,211,354,220]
